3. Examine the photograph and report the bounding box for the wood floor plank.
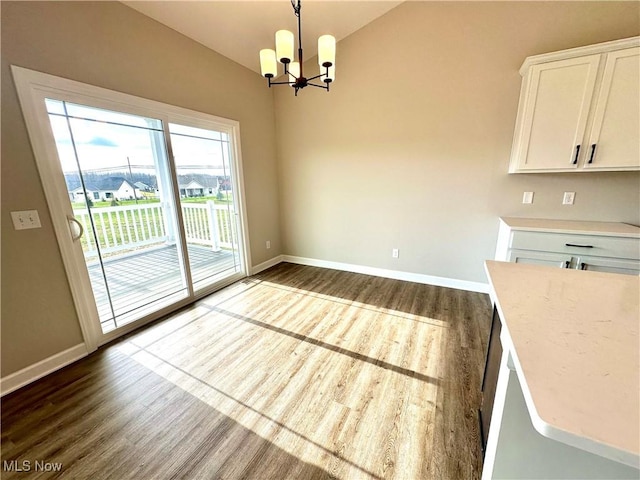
[1,262,491,479]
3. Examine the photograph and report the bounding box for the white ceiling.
[123,1,403,74]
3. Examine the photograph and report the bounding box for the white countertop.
[500,217,640,238]
[485,260,640,467]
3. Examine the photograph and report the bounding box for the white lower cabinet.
[496,218,640,275]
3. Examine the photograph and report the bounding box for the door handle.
[67,216,84,242]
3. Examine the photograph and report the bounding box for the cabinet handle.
[580,262,587,270]
[565,243,594,248]
[572,144,581,165]
[564,261,571,269]
[588,144,596,164]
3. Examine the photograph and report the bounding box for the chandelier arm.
[269,80,296,85]
[306,82,329,90]
[305,72,327,82]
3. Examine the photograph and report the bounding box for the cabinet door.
[508,249,572,268]
[577,256,640,275]
[585,47,640,171]
[511,55,600,172]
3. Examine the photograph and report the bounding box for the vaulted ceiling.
[123,1,403,74]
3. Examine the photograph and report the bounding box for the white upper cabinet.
[585,48,640,170]
[514,55,600,171]
[509,38,640,173]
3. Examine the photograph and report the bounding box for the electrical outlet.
[522,191,534,204]
[11,210,42,230]
[266,240,271,249]
[562,192,576,205]
[392,248,399,258]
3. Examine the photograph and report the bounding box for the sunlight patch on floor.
[113,273,450,479]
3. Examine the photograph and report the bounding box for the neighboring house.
[67,176,142,202]
[68,185,100,202]
[110,178,140,200]
[178,175,227,197]
[179,180,206,198]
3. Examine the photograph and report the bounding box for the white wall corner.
[0,343,88,397]
[251,255,284,275]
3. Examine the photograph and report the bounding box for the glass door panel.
[169,123,242,292]
[46,99,188,333]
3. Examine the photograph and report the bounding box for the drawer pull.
[565,243,593,248]
[572,144,580,165]
[564,261,571,269]
[580,262,587,270]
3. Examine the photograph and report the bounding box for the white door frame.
[12,65,252,351]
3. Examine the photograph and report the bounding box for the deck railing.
[73,201,236,258]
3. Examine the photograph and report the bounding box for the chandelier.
[259,0,336,96]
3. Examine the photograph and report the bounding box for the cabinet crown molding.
[519,36,640,75]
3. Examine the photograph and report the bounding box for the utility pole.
[127,156,139,204]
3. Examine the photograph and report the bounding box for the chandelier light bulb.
[259,49,277,78]
[318,35,336,68]
[275,30,294,64]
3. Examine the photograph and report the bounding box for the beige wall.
[1,1,281,376]
[2,1,639,380]
[275,1,640,284]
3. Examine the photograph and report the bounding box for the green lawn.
[72,193,232,210]
[77,207,166,253]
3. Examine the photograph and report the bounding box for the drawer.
[510,231,640,260]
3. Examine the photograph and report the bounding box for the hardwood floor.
[1,263,492,479]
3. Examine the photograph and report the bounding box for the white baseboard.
[0,343,88,397]
[251,255,284,275]
[281,255,490,294]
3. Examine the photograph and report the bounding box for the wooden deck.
[88,244,239,332]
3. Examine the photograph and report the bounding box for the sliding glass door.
[13,66,249,347]
[46,100,190,332]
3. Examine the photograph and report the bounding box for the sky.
[46,99,231,176]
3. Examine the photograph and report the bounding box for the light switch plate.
[562,192,576,205]
[522,191,534,204]
[11,210,42,230]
